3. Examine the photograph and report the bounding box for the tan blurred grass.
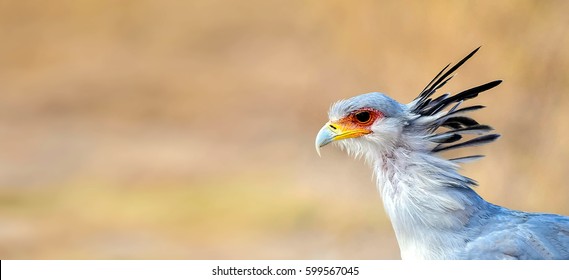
[0,178,397,259]
[0,0,569,259]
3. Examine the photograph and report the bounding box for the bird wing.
[464,209,569,259]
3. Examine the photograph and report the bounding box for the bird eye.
[354,111,371,124]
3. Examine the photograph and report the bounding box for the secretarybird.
[315,48,569,260]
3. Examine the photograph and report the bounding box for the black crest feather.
[410,47,501,155]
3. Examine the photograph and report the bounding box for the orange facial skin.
[326,108,384,140]
[337,107,384,128]
[315,107,385,155]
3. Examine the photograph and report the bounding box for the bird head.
[315,48,502,163]
[315,92,409,158]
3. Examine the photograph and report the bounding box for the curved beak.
[315,121,371,156]
[315,123,336,157]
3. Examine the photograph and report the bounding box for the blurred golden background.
[1,0,568,259]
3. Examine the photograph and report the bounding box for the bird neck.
[368,147,489,259]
